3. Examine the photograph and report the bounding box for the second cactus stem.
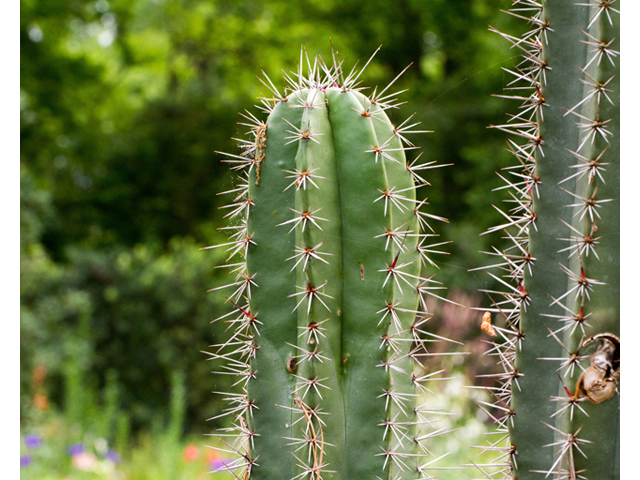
[210,49,456,480]
[477,1,620,479]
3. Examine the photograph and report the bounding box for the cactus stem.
[351,103,382,119]
[291,458,332,480]
[212,48,456,479]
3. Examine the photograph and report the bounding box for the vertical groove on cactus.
[474,1,619,479]
[207,47,457,480]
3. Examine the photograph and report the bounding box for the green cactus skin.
[566,3,620,478]
[478,1,620,479]
[208,50,453,480]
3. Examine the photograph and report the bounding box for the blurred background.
[20,0,522,477]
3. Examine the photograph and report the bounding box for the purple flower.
[25,434,42,449]
[68,442,84,456]
[209,458,230,471]
[105,450,121,464]
[20,455,32,467]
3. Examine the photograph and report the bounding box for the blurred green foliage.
[21,0,518,442]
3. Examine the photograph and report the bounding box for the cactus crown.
[207,47,456,480]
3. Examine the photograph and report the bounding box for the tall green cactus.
[208,49,454,480]
[476,1,620,478]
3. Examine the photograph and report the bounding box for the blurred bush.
[21,165,230,436]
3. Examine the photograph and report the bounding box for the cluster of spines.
[205,47,458,480]
[471,1,619,479]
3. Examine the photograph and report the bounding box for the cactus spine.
[477,1,620,478]
[209,49,454,480]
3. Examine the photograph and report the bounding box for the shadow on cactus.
[205,46,461,480]
[472,1,620,479]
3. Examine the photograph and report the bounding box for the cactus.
[475,1,620,479]
[207,48,456,480]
